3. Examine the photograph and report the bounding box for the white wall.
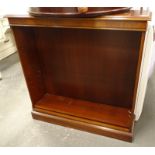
[0,7,28,17]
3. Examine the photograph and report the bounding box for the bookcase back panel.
[34,28,141,108]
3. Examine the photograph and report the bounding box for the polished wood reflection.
[7,9,151,141]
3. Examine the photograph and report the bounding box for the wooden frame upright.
[7,9,151,142]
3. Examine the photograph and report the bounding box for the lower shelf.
[33,93,134,142]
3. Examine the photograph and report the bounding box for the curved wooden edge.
[31,110,133,142]
[28,7,131,18]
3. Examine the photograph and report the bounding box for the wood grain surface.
[8,9,150,141]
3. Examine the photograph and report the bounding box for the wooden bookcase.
[7,9,151,142]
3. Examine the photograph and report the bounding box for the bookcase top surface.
[6,9,151,21]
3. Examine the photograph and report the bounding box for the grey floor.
[0,53,155,147]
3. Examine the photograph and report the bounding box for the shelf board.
[34,93,133,130]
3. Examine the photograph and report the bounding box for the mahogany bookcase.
[7,9,151,142]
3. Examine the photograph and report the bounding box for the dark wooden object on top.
[7,8,151,142]
[29,7,131,17]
